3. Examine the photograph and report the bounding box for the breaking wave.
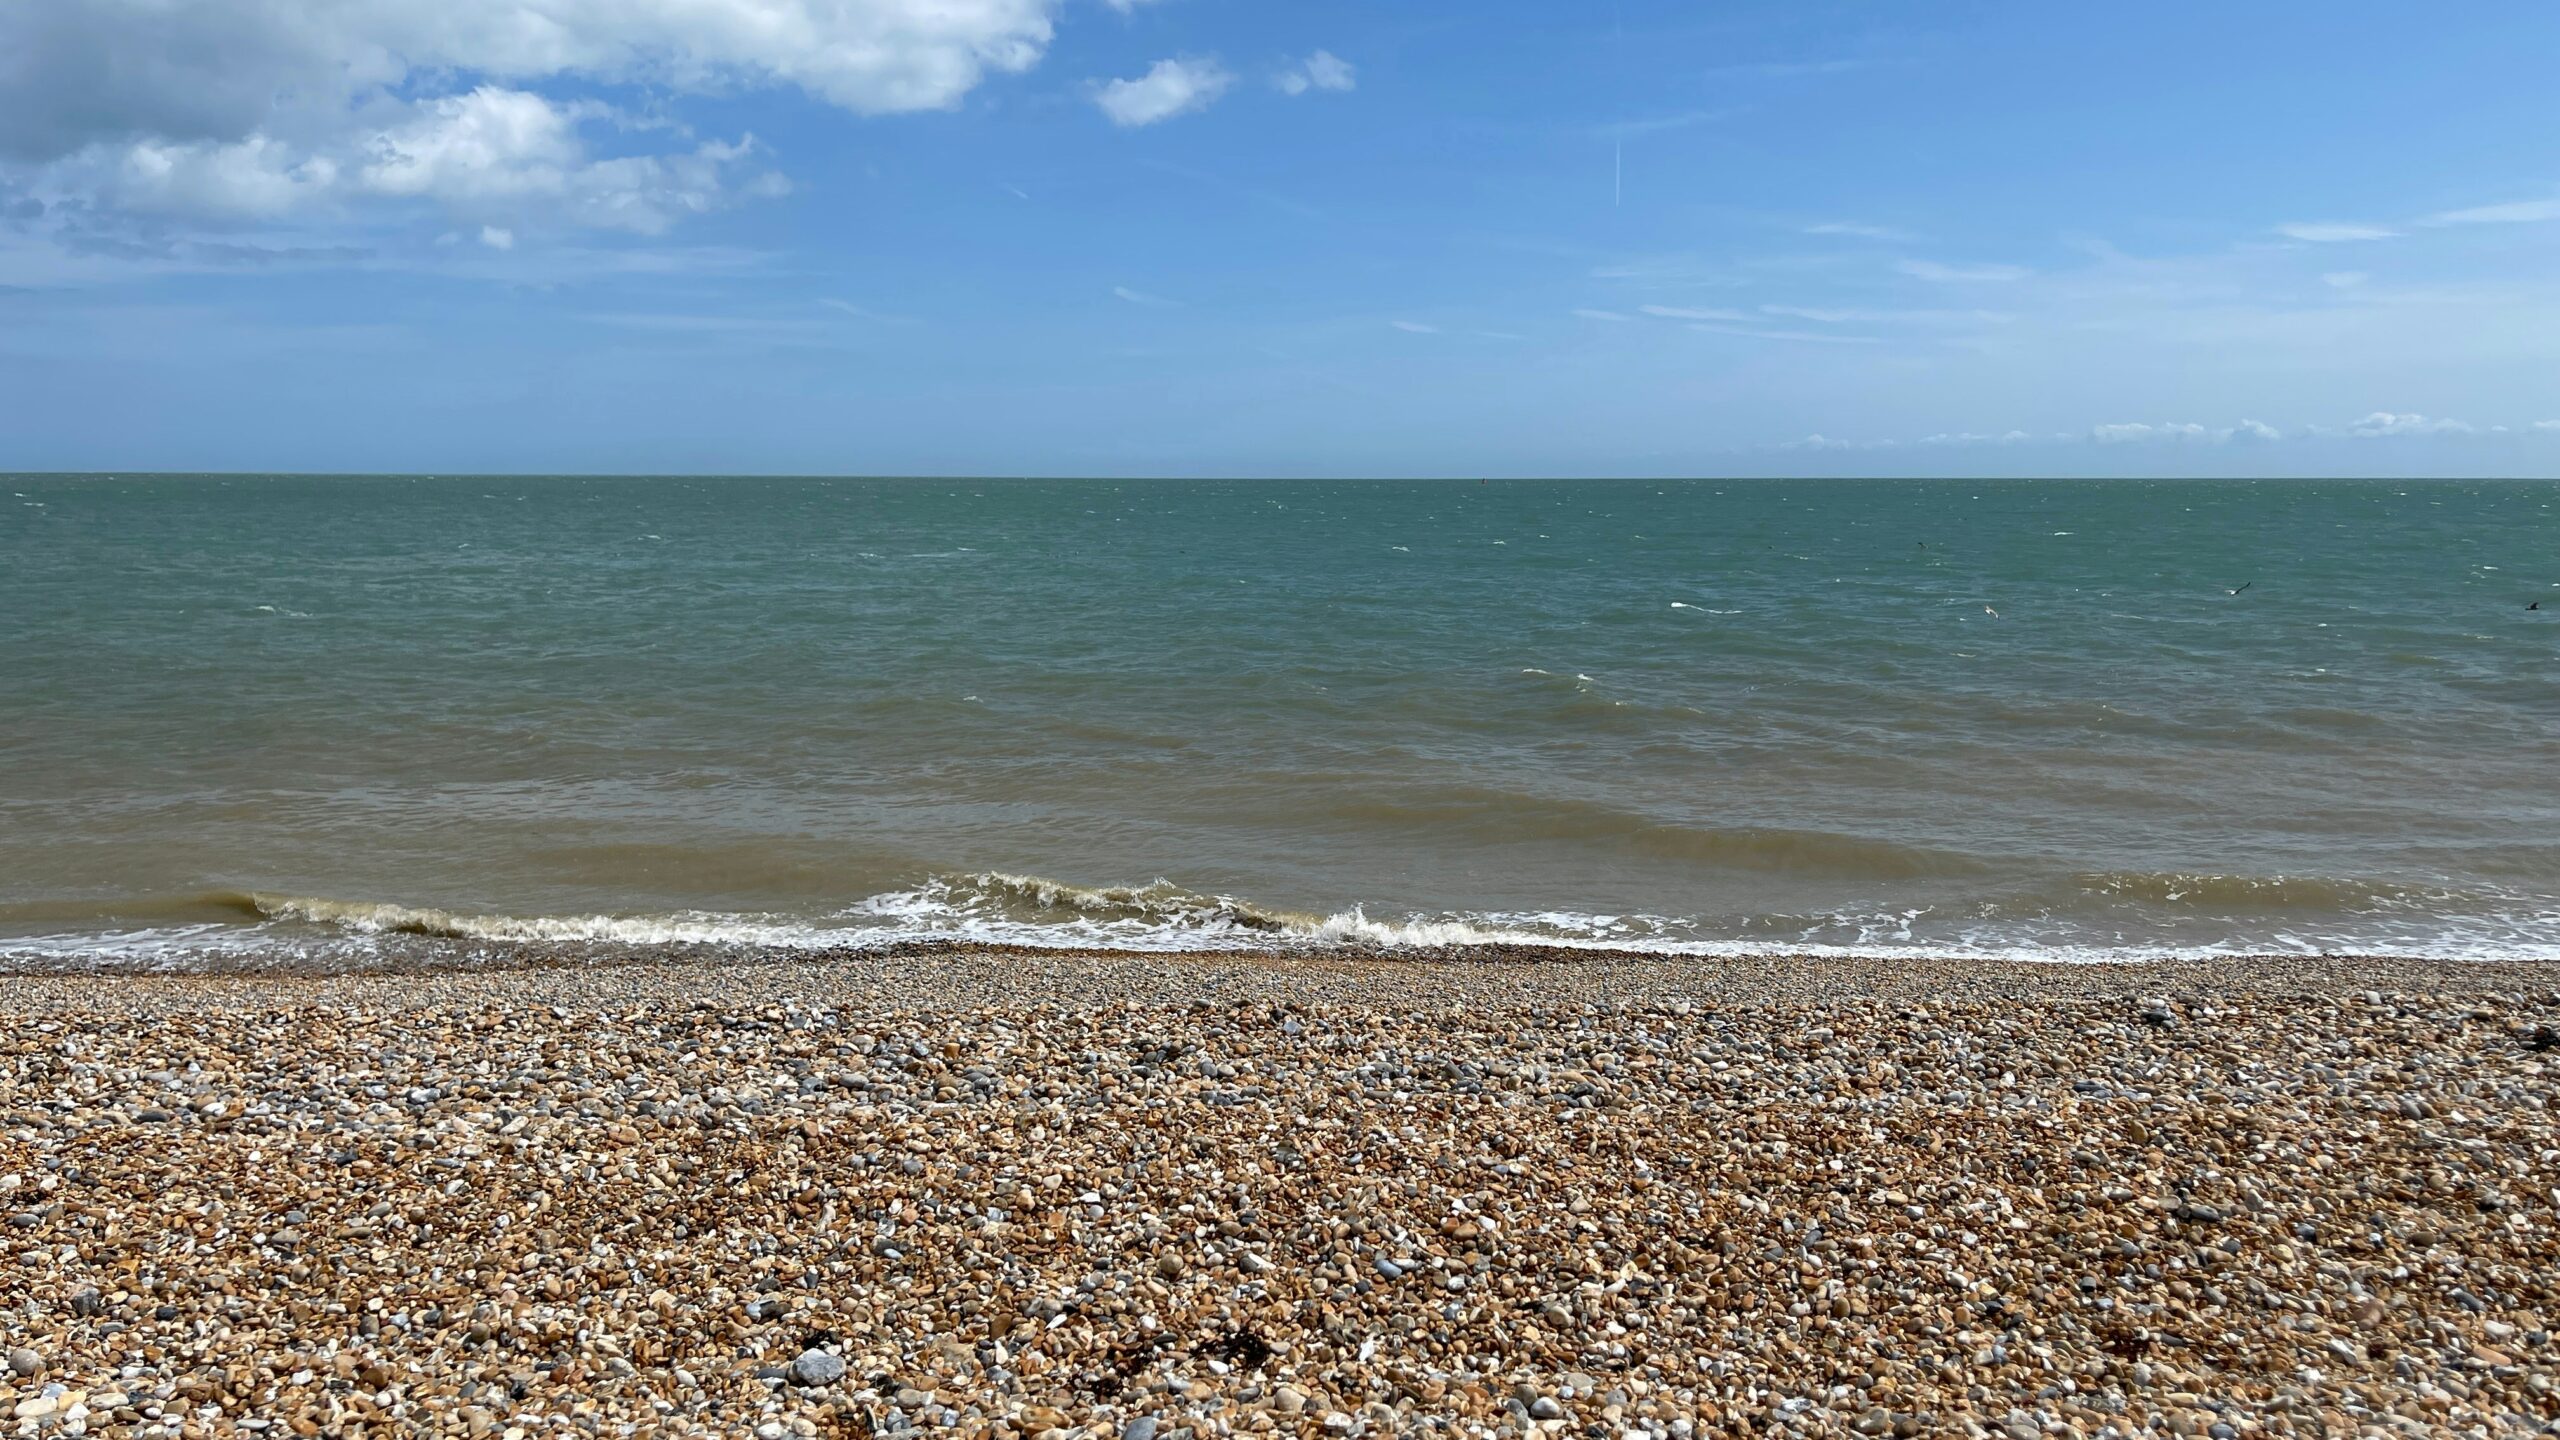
[2,867,2557,972]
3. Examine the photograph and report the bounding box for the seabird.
[2227,582,2252,597]
[2533,600,2542,610]
[1984,605,2000,619]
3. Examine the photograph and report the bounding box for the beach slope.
[3,951,2556,1437]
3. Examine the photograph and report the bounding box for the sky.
[4,0,2560,477]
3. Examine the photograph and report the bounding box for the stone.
[0,960,2549,1440]
[786,1349,845,1388]
[6,1348,39,1379]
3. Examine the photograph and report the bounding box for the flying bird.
[1984,605,2000,619]
[2227,582,2252,597]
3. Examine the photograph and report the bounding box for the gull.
[1983,605,2000,619]
[2227,582,2252,597]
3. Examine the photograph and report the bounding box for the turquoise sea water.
[3,474,2556,969]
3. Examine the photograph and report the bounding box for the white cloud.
[2321,271,2369,290]
[1275,50,1355,97]
[2275,222,2399,243]
[1917,430,2035,446]
[1388,319,1438,334]
[1093,57,1232,127]
[1770,413,2551,455]
[0,0,1058,241]
[1638,304,1752,321]
[2091,421,2221,444]
[51,86,781,234]
[1896,259,2029,283]
[1111,284,1176,307]
[1804,222,1916,242]
[2421,197,2560,227]
[478,224,514,250]
[1,0,1059,156]
[104,135,341,219]
[2343,411,2473,437]
[1101,0,1171,11]
[1571,308,1632,322]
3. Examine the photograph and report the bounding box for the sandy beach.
[4,950,2557,1438]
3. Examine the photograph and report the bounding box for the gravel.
[1,947,2556,1436]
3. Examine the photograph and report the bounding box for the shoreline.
[5,943,2560,1014]
[5,950,2558,1436]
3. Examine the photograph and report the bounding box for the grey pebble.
[787,1348,845,1387]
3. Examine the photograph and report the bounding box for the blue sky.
[4,0,2559,476]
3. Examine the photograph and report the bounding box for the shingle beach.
[4,950,2557,1438]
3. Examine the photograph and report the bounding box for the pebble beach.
[5,949,2559,1439]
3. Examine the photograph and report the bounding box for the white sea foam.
[8,874,2560,970]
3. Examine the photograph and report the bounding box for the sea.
[3,474,2556,971]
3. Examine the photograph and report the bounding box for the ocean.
[3,473,2555,969]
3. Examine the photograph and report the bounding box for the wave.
[4,867,2559,970]
[854,872,1312,934]
[243,893,836,947]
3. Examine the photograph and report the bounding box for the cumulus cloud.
[1896,259,2029,283]
[0,0,1057,241]
[1093,57,1232,127]
[1771,414,2545,455]
[2343,411,2473,437]
[1274,50,1356,96]
[2275,222,2399,243]
[100,135,341,220]
[2091,421,2294,445]
[2091,422,2212,445]
[43,86,784,234]
[1917,430,2035,446]
[1,0,1057,161]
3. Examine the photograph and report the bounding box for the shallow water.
[3,474,2556,968]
